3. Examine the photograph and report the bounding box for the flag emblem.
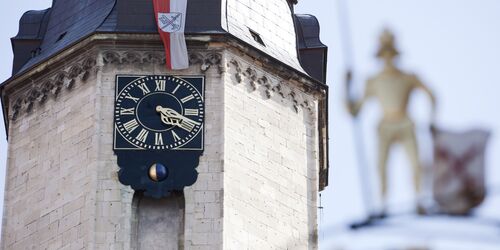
[158,12,183,33]
[152,0,189,70]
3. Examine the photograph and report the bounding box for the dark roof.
[295,14,326,50]
[10,9,51,74]
[13,9,51,40]
[14,0,115,73]
[98,0,224,34]
[11,0,226,76]
[294,14,328,83]
[9,0,327,85]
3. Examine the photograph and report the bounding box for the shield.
[432,128,490,215]
[158,12,183,33]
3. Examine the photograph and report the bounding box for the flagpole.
[336,0,376,219]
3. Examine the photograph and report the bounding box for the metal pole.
[337,0,375,216]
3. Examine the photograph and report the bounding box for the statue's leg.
[377,126,392,207]
[401,128,421,196]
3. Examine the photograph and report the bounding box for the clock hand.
[156,106,201,132]
[156,106,182,126]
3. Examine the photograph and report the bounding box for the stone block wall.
[1,47,226,249]
[222,50,319,250]
[1,41,321,249]
[96,47,225,249]
[1,53,99,249]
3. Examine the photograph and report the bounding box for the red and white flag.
[153,0,189,70]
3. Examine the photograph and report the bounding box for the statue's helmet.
[376,29,400,59]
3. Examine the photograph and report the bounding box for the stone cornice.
[227,57,315,115]
[7,50,226,123]
[101,50,224,74]
[1,33,327,96]
[98,49,315,115]
[9,54,97,121]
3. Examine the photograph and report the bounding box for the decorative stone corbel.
[66,65,82,89]
[9,53,97,121]
[144,52,165,65]
[288,91,299,113]
[102,51,121,64]
[189,52,221,73]
[271,82,286,98]
[205,52,223,73]
[11,99,23,121]
[24,86,41,113]
[229,59,243,83]
[81,56,97,81]
[189,52,204,66]
[38,81,52,104]
[257,76,271,99]
[244,67,257,92]
[123,51,142,64]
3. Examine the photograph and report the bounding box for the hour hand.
[156,106,201,132]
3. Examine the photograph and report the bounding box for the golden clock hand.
[156,106,182,126]
[156,106,201,132]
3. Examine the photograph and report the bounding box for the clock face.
[114,75,204,150]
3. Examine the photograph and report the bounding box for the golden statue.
[347,29,436,214]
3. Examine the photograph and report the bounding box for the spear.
[337,0,376,220]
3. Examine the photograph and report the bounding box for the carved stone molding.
[244,67,257,92]
[229,59,243,83]
[227,57,315,115]
[10,54,97,121]
[102,50,224,74]
[257,76,271,99]
[189,52,224,73]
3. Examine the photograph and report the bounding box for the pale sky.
[1,1,500,249]
[296,0,500,249]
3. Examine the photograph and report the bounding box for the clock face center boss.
[113,75,205,198]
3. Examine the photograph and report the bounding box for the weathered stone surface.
[2,37,325,249]
[135,194,185,250]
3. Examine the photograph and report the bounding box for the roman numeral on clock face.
[120,107,135,115]
[179,120,198,132]
[155,133,164,145]
[155,80,166,91]
[136,129,149,143]
[125,93,140,103]
[184,109,199,116]
[172,84,180,94]
[138,83,151,95]
[123,119,139,133]
[172,131,181,142]
[181,94,195,103]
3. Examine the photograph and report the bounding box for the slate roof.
[9,0,327,84]
[10,9,51,74]
[225,0,305,74]
[295,14,328,83]
[14,0,115,74]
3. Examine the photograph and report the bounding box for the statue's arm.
[412,75,437,122]
[346,77,373,117]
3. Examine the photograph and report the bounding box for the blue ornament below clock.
[149,163,168,182]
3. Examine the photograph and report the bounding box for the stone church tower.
[0,0,328,249]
